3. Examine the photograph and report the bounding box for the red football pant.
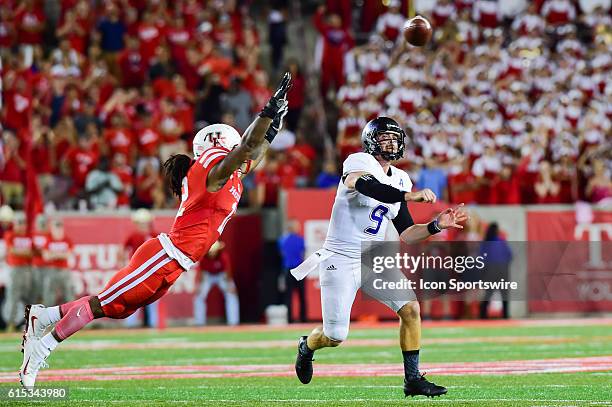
[98,238,183,319]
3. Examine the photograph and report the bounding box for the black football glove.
[259,72,292,119]
[264,99,289,143]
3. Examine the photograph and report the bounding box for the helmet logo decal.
[204,131,223,147]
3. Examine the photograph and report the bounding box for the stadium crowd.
[0,0,610,211]
[321,0,611,205]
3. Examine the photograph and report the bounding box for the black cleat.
[403,374,447,398]
[295,336,314,384]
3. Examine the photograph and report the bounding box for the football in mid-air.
[403,15,432,47]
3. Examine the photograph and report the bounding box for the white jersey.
[323,152,413,258]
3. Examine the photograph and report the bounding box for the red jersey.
[4,231,32,267]
[169,147,242,262]
[45,236,73,268]
[31,233,50,267]
[198,250,231,276]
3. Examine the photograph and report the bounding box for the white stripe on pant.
[98,249,165,299]
[99,250,171,307]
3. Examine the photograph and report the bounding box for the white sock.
[43,306,62,325]
[40,333,59,351]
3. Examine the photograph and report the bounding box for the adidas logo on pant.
[326,265,337,270]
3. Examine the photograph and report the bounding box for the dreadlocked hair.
[163,154,194,197]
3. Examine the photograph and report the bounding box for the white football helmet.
[193,123,241,158]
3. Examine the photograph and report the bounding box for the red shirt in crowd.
[256,163,297,207]
[0,148,24,184]
[136,126,161,156]
[30,141,53,175]
[198,249,231,276]
[31,232,49,267]
[64,146,99,190]
[448,172,477,204]
[15,6,45,44]
[118,47,147,88]
[287,73,305,110]
[137,22,163,63]
[104,127,134,159]
[0,19,15,48]
[3,89,33,131]
[4,231,32,267]
[112,164,134,207]
[45,236,73,269]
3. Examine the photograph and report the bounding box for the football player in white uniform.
[291,117,467,398]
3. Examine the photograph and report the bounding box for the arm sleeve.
[354,174,406,203]
[392,201,415,234]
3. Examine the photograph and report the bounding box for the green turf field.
[0,320,610,406]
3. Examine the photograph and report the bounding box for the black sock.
[300,339,314,356]
[403,350,420,380]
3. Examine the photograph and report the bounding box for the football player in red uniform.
[18,73,292,388]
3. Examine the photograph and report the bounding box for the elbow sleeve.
[354,174,406,204]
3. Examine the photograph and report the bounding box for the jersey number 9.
[364,204,389,235]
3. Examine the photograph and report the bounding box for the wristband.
[264,127,277,143]
[427,219,442,235]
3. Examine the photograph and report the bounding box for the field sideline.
[0,319,610,406]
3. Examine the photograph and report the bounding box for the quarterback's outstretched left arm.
[207,73,292,191]
[394,204,468,244]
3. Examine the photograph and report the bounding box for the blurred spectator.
[2,214,32,332]
[30,215,49,304]
[85,157,124,209]
[221,78,253,132]
[134,160,164,209]
[42,218,73,306]
[585,159,612,204]
[156,98,186,163]
[479,223,512,319]
[119,37,146,88]
[0,131,25,208]
[375,0,405,43]
[316,160,341,189]
[63,132,99,199]
[448,158,478,205]
[535,161,562,203]
[15,0,46,48]
[285,60,305,132]
[197,74,225,126]
[111,153,134,209]
[337,105,367,161]
[417,164,448,202]
[278,220,306,323]
[103,113,135,164]
[268,3,287,72]
[193,241,240,326]
[255,153,297,208]
[247,70,273,116]
[97,3,125,76]
[314,4,354,98]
